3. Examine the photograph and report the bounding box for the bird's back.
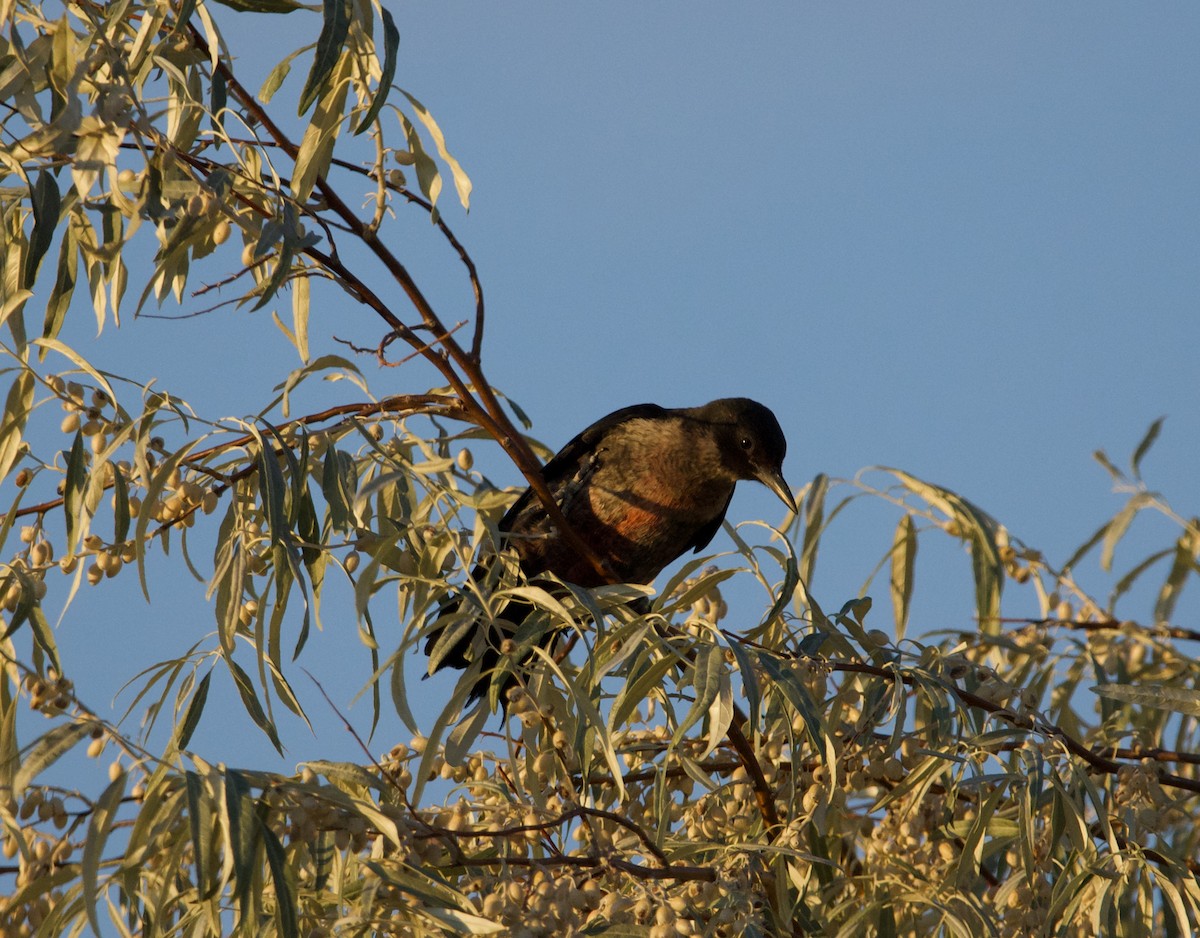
[499,404,737,585]
[424,397,792,705]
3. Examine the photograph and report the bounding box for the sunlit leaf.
[671,643,722,748]
[889,513,916,638]
[0,369,33,483]
[1093,682,1200,716]
[82,770,126,936]
[14,722,92,793]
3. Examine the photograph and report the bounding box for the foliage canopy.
[1,2,1199,936]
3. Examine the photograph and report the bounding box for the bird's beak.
[757,467,798,516]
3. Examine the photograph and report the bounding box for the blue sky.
[29,5,1200,771]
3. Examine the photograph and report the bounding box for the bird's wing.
[428,405,668,667]
[688,489,733,554]
[498,403,669,531]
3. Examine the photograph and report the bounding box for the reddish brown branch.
[182,20,613,586]
[823,658,1200,795]
[2,395,460,525]
[991,616,1200,644]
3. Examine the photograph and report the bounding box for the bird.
[424,397,796,706]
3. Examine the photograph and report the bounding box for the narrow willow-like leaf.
[355,6,399,133]
[1101,493,1149,573]
[251,425,288,545]
[175,669,211,749]
[1093,682,1200,716]
[227,658,283,754]
[26,603,61,673]
[889,513,916,638]
[398,111,442,211]
[185,771,216,899]
[292,56,351,204]
[259,45,307,103]
[250,239,295,312]
[23,171,60,288]
[402,91,472,210]
[953,779,1010,891]
[61,430,87,552]
[110,462,131,543]
[82,770,126,936]
[212,502,248,657]
[672,643,723,748]
[32,338,118,401]
[444,698,489,768]
[0,369,33,483]
[1062,517,1113,574]
[13,721,92,793]
[41,226,77,354]
[410,674,477,807]
[422,907,505,935]
[610,651,677,732]
[1130,416,1165,480]
[258,813,300,938]
[799,472,827,585]
[0,659,16,791]
[885,471,1004,630]
[1154,533,1195,625]
[210,0,302,13]
[1109,547,1173,609]
[209,64,226,137]
[291,268,310,362]
[754,650,823,749]
[1092,448,1123,482]
[298,0,351,115]
[321,445,356,532]
[531,645,625,802]
[134,443,196,600]
[223,768,258,912]
[701,669,733,761]
[305,760,385,792]
[726,637,761,733]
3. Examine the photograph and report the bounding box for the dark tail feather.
[424,595,542,707]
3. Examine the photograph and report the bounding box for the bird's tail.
[424,593,551,708]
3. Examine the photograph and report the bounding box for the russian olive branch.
[307,672,716,884]
[729,647,1200,801]
[179,18,613,587]
[992,615,1200,645]
[3,394,463,524]
[177,15,789,837]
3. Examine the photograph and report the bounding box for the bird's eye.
[739,437,754,451]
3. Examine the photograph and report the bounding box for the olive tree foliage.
[1,1,1199,936]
